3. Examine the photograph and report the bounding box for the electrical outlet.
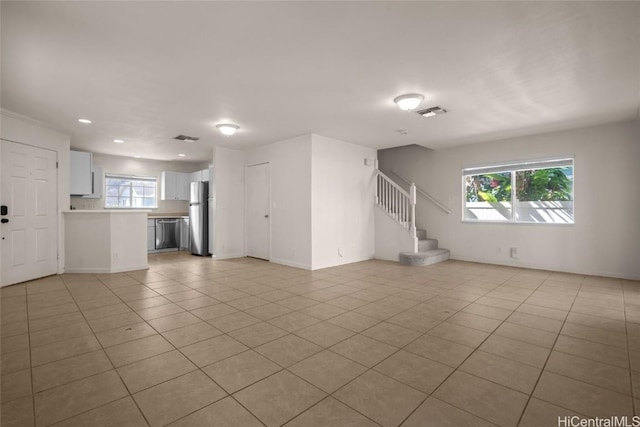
[510,247,518,259]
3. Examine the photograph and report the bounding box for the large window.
[463,158,574,224]
[105,174,157,209]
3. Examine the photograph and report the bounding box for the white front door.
[1,140,58,287]
[246,163,270,260]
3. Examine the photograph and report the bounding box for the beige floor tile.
[632,370,640,396]
[560,322,628,348]
[168,396,263,427]
[29,321,93,348]
[493,322,558,349]
[28,302,79,320]
[325,312,378,333]
[161,321,222,347]
[298,302,346,320]
[334,370,426,427]
[34,370,128,426]
[361,321,421,348]
[118,289,161,302]
[52,397,148,427]
[553,335,629,368]
[519,397,584,427]
[474,296,520,311]
[534,371,634,417]
[255,334,322,367]
[126,295,171,310]
[284,397,378,427]
[95,322,157,347]
[0,395,34,427]
[175,295,218,310]
[136,303,185,321]
[516,303,568,321]
[447,311,502,333]
[181,334,248,367]
[87,311,144,333]
[269,311,322,332]
[460,350,541,394]
[545,351,632,395]
[565,312,627,333]
[402,397,495,427]
[105,334,173,367]
[330,334,396,367]
[229,322,289,347]
[234,370,326,427]
[278,296,321,310]
[147,311,201,332]
[289,350,367,393]
[434,370,528,426]
[28,311,85,333]
[462,302,513,321]
[294,322,355,347]
[479,335,550,368]
[31,334,102,366]
[405,335,475,368]
[82,303,132,320]
[117,350,197,393]
[164,290,206,302]
[428,322,489,348]
[1,333,29,354]
[1,369,32,403]
[133,370,227,427]
[386,311,440,333]
[374,350,453,393]
[353,302,405,320]
[203,350,281,393]
[32,349,112,392]
[326,295,370,310]
[245,302,293,320]
[207,311,260,332]
[1,348,30,375]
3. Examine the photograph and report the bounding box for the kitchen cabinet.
[161,171,190,201]
[180,217,190,251]
[81,165,103,199]
[147,219,155,251]
[189,168,209,183]
[70,150,93,195]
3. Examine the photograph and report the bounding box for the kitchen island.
[63,210,150,273]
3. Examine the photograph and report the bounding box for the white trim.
[270,257,312,270]
[63,264,149,274]
[212,253,245,260]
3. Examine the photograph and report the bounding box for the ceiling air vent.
[174,135,200,142]
[417,106,447,118]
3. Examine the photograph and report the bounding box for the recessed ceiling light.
[393,94,424,111]
[216,123,239,136]
[133,155,141,158]
[78,118,92,124]
[178,153,186,157]
[114,139,124,143]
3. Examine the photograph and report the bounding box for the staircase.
[375,170,450,267]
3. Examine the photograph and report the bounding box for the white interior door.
[1,140,58,287]
[246,163,270,260]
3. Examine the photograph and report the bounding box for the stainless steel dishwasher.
[155,218,180,250]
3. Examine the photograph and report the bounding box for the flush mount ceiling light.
[417,106,448,118]
[393,93,424,111]
[178,153,186,157]
[216,123,239,136]
[78,118,92,124]
[113,139,124,143]
[133,155,141,158]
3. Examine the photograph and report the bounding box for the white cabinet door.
[177,173,190,200]
[70,150,92,195]
[161,171,177,200]
[147,226,155,251]
[200,168,209,182]
[189,171,201,183]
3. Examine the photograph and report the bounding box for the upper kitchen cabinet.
[189,168,209,183]
[161,171,190,201]
[70,150,92,195]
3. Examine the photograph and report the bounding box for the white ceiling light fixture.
[113,139,124,143]
[216,123,239,136]
[133,155,141,158]
[393,93,424,111]
[78,118,92,124]
[178,153,186,157]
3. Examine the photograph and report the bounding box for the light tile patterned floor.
[1,253,639,426]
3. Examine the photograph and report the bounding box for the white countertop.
[63,210,152,214]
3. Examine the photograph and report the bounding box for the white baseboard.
[64,264,149,274]
[270,258,312,270]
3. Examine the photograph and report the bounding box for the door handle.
[1,219,8,224]
[264,214,269,218]
[1,205,7,216]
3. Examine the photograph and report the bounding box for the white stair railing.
[376,170,417,237]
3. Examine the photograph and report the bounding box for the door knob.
[1,219,8,224]
[264,214,269,218]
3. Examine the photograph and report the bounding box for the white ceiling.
[2,1,639,162]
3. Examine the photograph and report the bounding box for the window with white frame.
[463,158,574,224]
[105,174,157,208]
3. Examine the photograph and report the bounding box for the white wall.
[311,135,376,270]
[70,153,208,214]
[378,120,640,279]
[245,135,313,269]
[213,146,245,259]
[1,110,70,275]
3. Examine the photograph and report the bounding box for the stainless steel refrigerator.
[189,181,208,256]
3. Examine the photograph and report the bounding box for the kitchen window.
[105,174,157,209]
[463,158,574,224]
